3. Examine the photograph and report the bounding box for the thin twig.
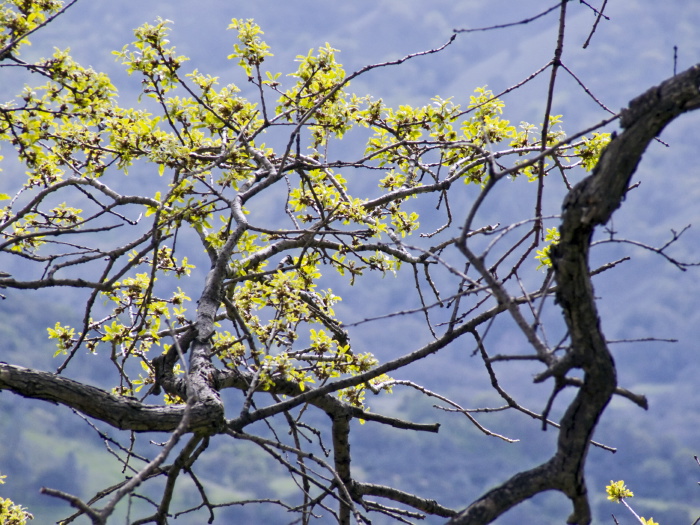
[454,2,561,33]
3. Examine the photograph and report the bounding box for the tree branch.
[448,63,700,525]
[0,363,217,433]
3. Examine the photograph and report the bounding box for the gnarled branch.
[448,63,700,525]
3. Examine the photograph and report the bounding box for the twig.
[582,0,610,49]
[454,2,561,33]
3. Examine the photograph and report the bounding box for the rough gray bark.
[447,64,700,525]
[0,362,217,433]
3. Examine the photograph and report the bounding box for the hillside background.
[0,1,698,524]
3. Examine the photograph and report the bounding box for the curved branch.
[448,64,700,525]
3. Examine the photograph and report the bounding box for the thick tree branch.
[448,64,700,525]
[0,363,218,433]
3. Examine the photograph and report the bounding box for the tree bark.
[0,363,220,433]
[448,64,700,525]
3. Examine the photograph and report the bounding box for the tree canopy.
[0,1,698,524]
